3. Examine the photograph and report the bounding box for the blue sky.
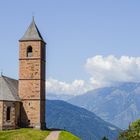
[1,0,140,94]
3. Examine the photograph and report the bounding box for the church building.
[0,18,46,130]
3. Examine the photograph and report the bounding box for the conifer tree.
[102,136,109,140]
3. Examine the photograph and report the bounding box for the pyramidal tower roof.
[20,17,44,41]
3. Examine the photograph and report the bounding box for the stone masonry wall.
[2,101,20,130]
[19,40,46,129]
[0,101,3,130]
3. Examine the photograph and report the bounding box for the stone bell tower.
[18,18,46,129]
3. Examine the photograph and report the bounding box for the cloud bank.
[47,55,140,95]
[86,55,140,87]
[46,78,92,95]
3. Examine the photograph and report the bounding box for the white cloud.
[85,55,140,87]
[46,78,92,96]
[47,55,140,95]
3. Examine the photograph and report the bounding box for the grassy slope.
[0,129,80,140]
[0,128,50,140]
[59,131,80,140]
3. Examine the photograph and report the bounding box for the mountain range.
[46,100,120,140]
[68,82,140,129]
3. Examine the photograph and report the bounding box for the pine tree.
[102,136,109,140]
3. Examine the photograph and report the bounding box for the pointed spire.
[20,18,44,41]
[32,16,35,22]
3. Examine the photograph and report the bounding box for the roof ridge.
[2,77,16,100]
[0,76,12,101]
[1,75,17,81]
[0,77,3,100]
[2,77,20,101]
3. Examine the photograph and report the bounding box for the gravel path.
[45,131,61,140]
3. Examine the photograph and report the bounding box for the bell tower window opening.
[6,107,11,121]
[27,46,33,57]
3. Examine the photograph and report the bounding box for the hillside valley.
[46,100,120,140]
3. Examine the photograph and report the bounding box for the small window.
[27,46,33,57]
[6,107,11,121]
[28,120,30,125]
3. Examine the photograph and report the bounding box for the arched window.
[27,46,33,57]
[6,107,11,121]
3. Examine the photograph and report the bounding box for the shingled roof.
[20,18,44,41]
[0,76,20,101]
